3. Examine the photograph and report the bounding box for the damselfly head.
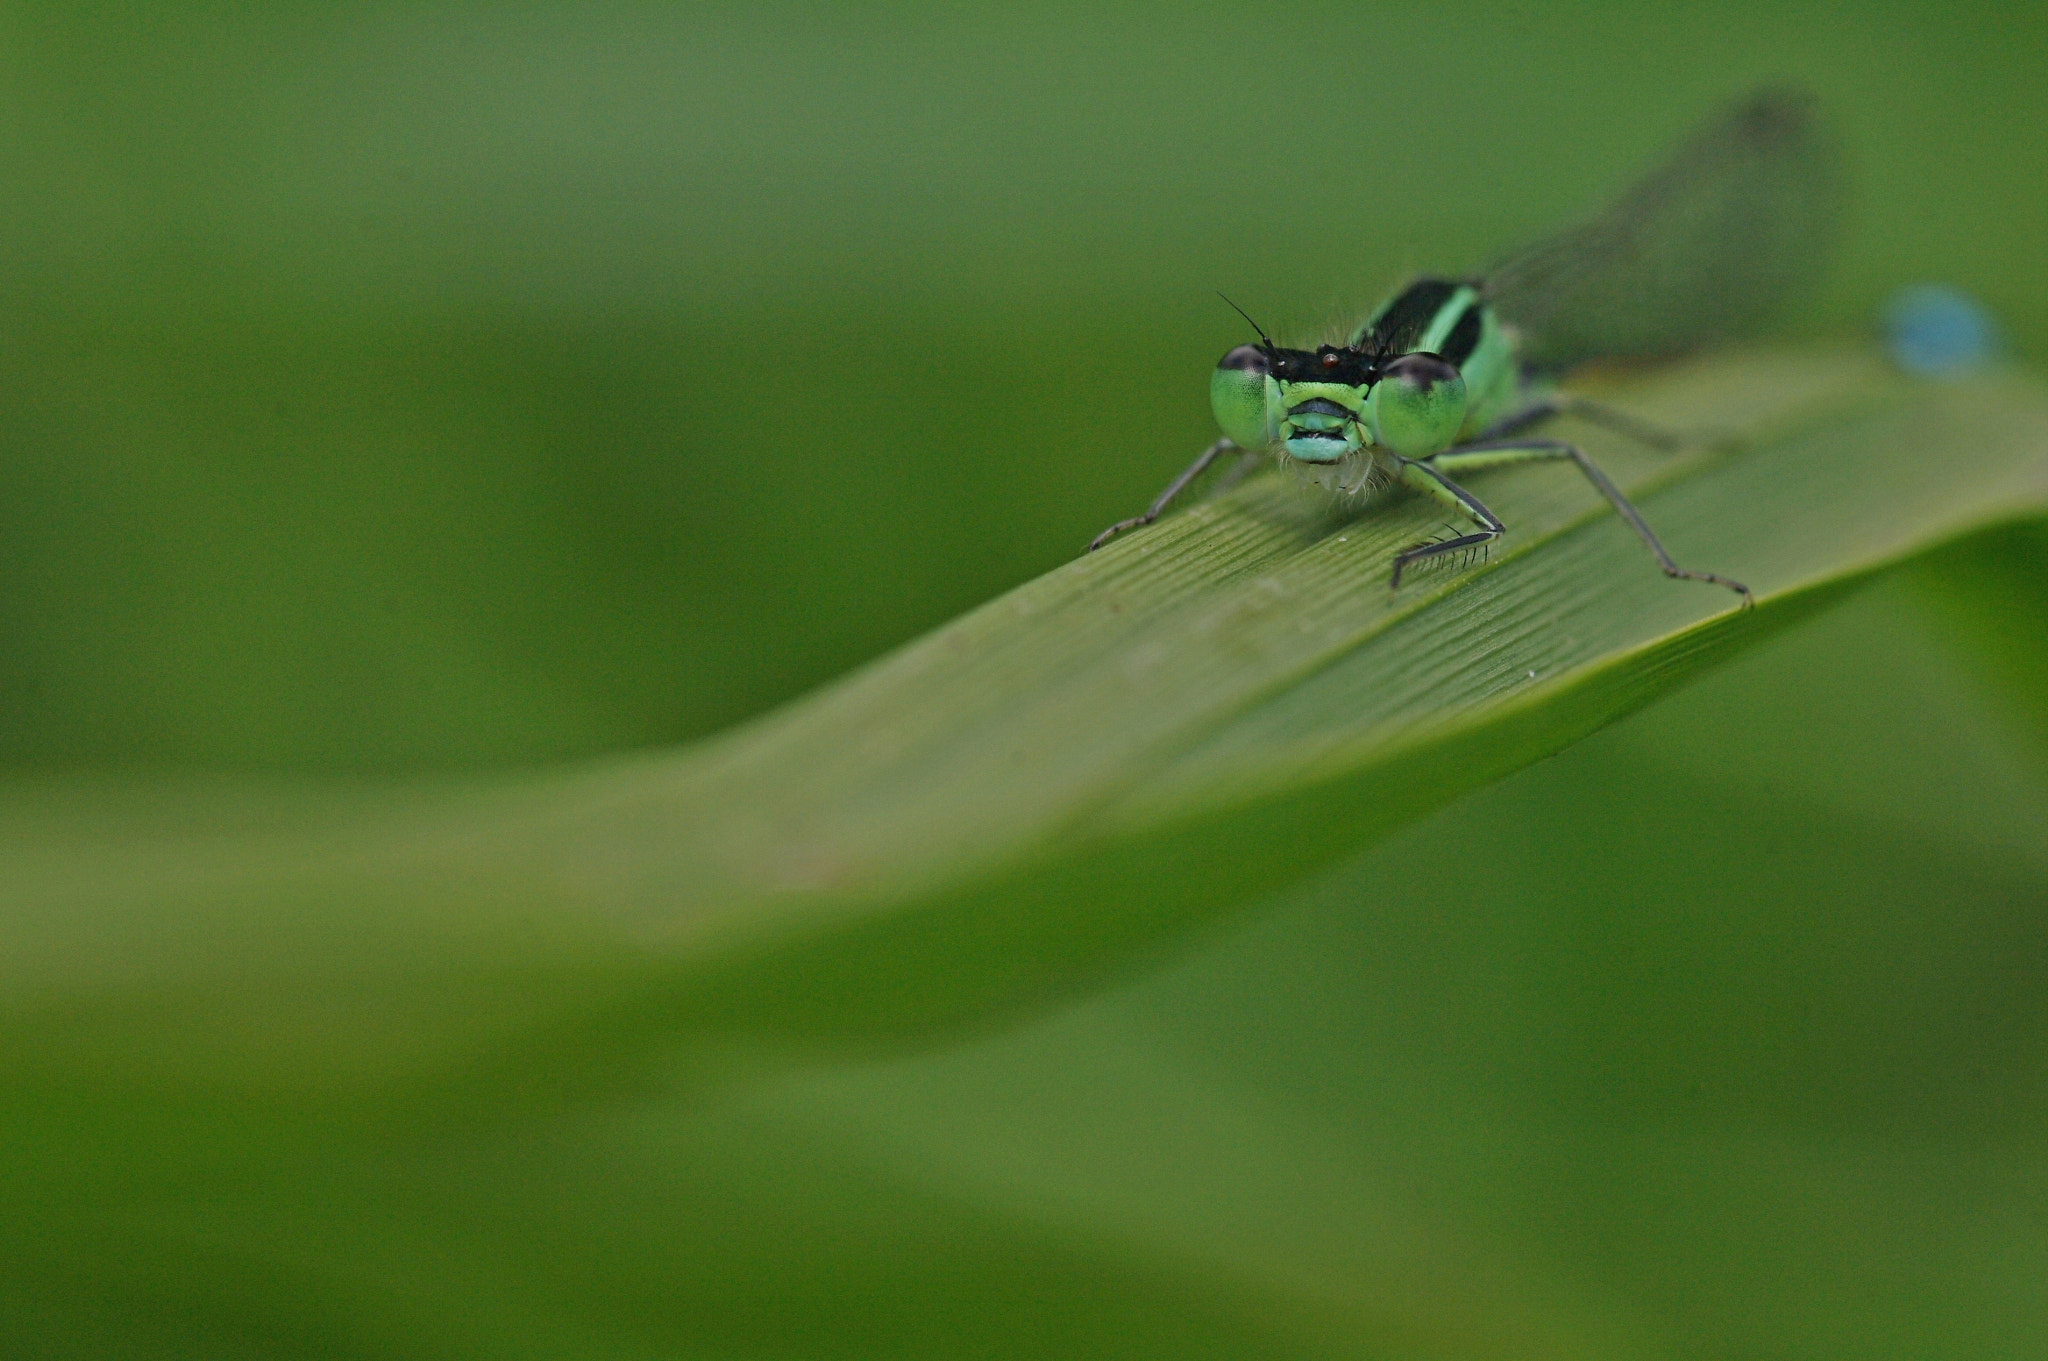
[1211,340,1384,463]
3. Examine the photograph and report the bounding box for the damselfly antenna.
[1216,292,1276,348]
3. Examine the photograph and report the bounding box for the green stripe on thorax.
[1416,285,1480,353]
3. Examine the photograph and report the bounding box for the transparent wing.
[1483,87,1843,372]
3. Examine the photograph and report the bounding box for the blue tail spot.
[1883,285,2000,377]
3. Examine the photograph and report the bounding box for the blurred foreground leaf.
[4,346,2047,1116]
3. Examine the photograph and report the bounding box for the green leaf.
[5,347,2048,1116]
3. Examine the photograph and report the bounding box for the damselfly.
[1088,88,1840,606]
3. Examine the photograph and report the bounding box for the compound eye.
[1211,349,1275,450]
[1367,352,1468,457]
[1216,343,1270,375]
[1384,352,1460,389]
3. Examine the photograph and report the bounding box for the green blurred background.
[3,2,2046,1357]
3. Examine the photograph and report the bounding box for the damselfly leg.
[1087,438,1239,552]
[1475,396,1685,451]
[1390,458,1506,589]
[1420,438,1752,603]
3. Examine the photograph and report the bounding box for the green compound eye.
[1210,344,1273,450]
[1366,352,1467,457]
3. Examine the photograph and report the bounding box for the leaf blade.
[3,346,2046,1091]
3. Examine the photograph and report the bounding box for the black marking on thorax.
[1365,277,1488,371]
[1364,279,1461,354]
[1440,302,1485,368]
